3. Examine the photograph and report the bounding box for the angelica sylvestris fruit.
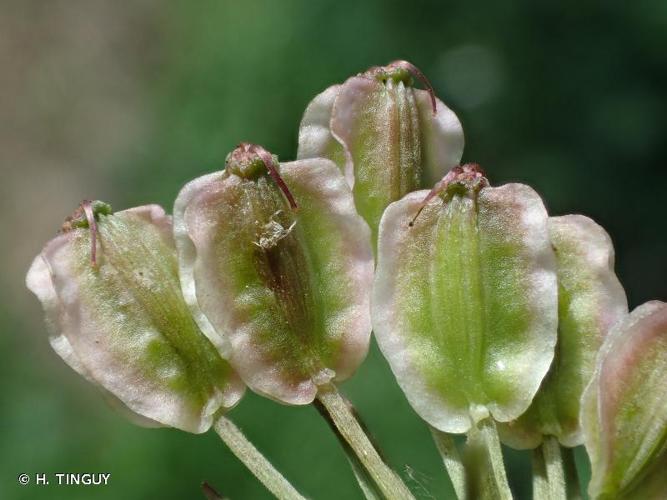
[26,203,243,433]
[373,165,558,433]
[582,301,667,499]
[298,60,464,244]
[499,215,628,449]
[174,144,374,405]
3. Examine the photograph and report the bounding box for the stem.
[531,445,549,499]
[465,418,513,500]
[316,384,415,500]
[213,416,306,500]
[314,398,383,499]
[347,458,383,500]
[430,427,466,499]
[542,436,567,500]
[561,445,582,500]
[531,437,567,500]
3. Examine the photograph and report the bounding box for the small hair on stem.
[201,481,226,500]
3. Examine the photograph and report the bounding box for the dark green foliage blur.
[3,1,666,499]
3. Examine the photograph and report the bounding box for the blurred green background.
[2,1,666,498]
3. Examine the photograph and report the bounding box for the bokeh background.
[2,1,666,499]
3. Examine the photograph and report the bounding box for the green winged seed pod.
[174,143,374,405]
[582,301,667,500]
[26,202,244,433]
[297,60,464,244]
[499,215,628,449]
[372,164,558,433]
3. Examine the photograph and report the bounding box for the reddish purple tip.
[80,200,98,267]
[248,144,298,211]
